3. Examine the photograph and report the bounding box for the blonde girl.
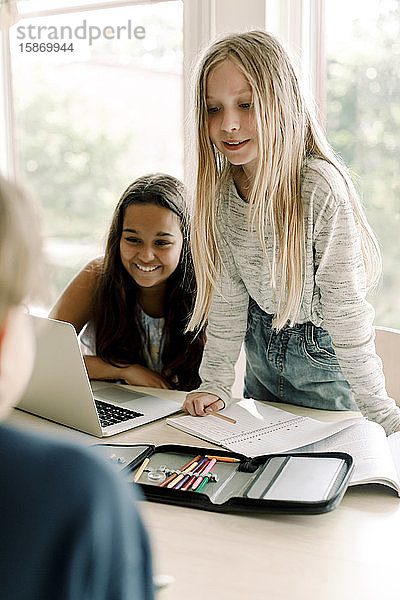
[183,30,400,435]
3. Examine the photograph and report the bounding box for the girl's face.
[206,60,258,177]
[119,203,183,291]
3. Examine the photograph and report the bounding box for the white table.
[8,388,400,600]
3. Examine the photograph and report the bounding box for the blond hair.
[187,30,381,332]
[0,176,45,323]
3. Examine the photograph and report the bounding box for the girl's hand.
[183,392,225,416]
[120,364,171,389]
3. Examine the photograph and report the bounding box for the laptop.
[17,315,181,437]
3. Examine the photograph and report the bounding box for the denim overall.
[244,298,357,411]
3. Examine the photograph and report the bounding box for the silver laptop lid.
[18,315,103,436]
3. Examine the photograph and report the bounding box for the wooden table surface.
[7,387,400,600]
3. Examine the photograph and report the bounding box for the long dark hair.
[92,173,205,391]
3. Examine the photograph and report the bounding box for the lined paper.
[167,399,360,457]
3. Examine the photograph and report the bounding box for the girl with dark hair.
[50,173,205,391]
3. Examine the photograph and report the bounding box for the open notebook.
[167,399,359,456]
[168,399,400,496]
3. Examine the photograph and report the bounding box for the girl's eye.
[207,106,220,114]
[155,240,171,247]
[125,237,141,244]
[239,103,252,109]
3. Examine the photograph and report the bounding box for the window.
[9,0,183,304]
[4,0,399,325]
[325,0,400,328]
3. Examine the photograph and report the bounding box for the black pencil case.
[93,443,354,514]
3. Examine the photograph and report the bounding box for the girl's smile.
[206,60,258,177]
[120,203,183,292]
[135,264,160,272]
[222,139,251,150]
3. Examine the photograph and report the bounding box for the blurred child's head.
[0,176,44,416]
[104,173,189,293]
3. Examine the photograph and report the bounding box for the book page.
[387,431,400,481]
[224,416,359,457]
[167,399,358,457]
[296,420,400,494]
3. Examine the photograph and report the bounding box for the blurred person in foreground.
[0,175,154,600]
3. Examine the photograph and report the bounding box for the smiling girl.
[50,173,205,391]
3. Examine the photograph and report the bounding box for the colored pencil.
[206,411,236,424]
[174,409,236,424]
[173,474,191,490]
[191,459,217,491]
[133,457,149,483]
[167,461,199,489]
[180,457,210,491]
[159,454,201,488]
[195,476,211,493]
[205,455,241,463]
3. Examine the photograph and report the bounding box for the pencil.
[205,455,241,463]
[207,411,236,424]
[159,454,201,488]
[195,476,211,493]
[180,457,210,491]
[133,457,150,483]
[166,461,199,489]
[190,459,216,491]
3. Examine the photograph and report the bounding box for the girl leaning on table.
[183,30,400,435]
[50,173,205,392]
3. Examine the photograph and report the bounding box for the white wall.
[213,0,266,34]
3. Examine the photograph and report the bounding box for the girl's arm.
[310,164,400,435]
[83,357,171,389]
[184,251,249,414]
[49,257,102,334]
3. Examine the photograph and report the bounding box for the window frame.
[264,0,326,126]
[0,9,16,179]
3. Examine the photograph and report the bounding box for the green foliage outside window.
[326,0,400,327]
[12,3,183,303]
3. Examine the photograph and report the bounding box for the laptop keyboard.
[94,399,143,428]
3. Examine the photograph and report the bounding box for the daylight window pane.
[10,1,183,304]
[326,0,400,328]
[17,1,153,15]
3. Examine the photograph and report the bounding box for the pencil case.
[93,443,354,514]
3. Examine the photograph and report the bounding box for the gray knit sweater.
[196,157,400,436]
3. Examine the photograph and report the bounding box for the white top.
[196,157,400,435]
[81,305,165,374]
[137,305,165,373]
